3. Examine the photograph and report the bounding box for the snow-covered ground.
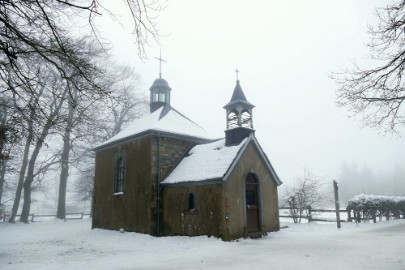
[1,219,404,270]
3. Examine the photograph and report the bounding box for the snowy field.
[1,219,404,270]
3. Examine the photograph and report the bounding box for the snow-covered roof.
[162,138,245,184]
[163,134,282,185]
[95,105,215,150]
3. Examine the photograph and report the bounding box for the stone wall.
[150,135,197,234]
[152,136,195,182]
[161,183,224,237]
[92,135,154,234]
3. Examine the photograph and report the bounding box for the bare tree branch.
[332,1,405,133]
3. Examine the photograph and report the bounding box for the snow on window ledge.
[113,192,124,196]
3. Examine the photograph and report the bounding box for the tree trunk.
[0,104,8,205]
[19,85,67,223]
[56,120,72,219]
[56,139,69,219]
[19,133,46,223]
[8,126,32,223]
[56,90,76,219]
[0,159,6,205]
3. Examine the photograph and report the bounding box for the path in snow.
[0,219,404,269]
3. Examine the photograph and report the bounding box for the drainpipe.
[156,132,161,236]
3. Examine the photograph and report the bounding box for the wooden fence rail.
[280,207,404,223]
[1,213,90,222]
[279,207,347,223]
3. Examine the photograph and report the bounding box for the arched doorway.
[245,173,260,232]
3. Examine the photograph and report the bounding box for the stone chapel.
[92,73,282,240]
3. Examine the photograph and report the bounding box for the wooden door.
[246,174,260,232]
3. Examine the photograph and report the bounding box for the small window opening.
[188,193,195,210]
[241,111,252,128]
[227,111,239,128]
[114,155,125,194]
[158,91,165,102]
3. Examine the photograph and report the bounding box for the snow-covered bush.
[347,194,405,222]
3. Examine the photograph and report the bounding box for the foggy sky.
[96,0,405,192]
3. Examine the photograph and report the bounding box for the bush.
[347,194,405,222]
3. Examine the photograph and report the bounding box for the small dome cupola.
[149,77,171,113]
[224,77,255,146]
[150,50,171,113]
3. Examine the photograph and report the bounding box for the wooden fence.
[279,207,347,223]
[280,206,405,223]
[2,213,90,222]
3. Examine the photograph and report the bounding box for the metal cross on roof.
[155,49,167,79]
[235,68,239,81]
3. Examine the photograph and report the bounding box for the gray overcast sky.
[97,0,405,186]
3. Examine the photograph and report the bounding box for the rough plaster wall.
[93,134,200,236]
[92,136,153,234]
[162,184,224,237]
[223,142,280,239]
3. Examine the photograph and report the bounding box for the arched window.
[245,173,260,231]
[114,153,125,194]
[227,110,239,128]
[241,110,252,128]
[246,173,258,184]
[245,173,258,205]
[188,193,195,210]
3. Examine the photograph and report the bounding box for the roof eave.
[161,178,223,187]
[223,99,255,109]
[223,134,282,186]
[93,129,215,152]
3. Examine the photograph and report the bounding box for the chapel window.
[113,153,125,194]
[158,90,165,102]
[188,193,195,210]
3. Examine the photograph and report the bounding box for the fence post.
[307,206,312,222]
[333,180,341,229]
[31,214,34,223]
[81,212,84,219]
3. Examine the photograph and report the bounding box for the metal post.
[333,180,341,229]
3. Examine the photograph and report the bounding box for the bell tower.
[224,78,255,146]
[150,51,172,113]
[149,78,171,113]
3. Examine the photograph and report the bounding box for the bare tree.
[8,93,38,223]
[19,75,69,223]
[75,66,146,204]
[55,86,77,219]
[0,96,13,205]
[332,1,405,133]
[283,169,327,223]
[1,0,162,161]
[2,0,159,222]
[55,41,105,220]
[59,64,146,218]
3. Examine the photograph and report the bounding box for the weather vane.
[235,68,239,81]
[155,49,167,79]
